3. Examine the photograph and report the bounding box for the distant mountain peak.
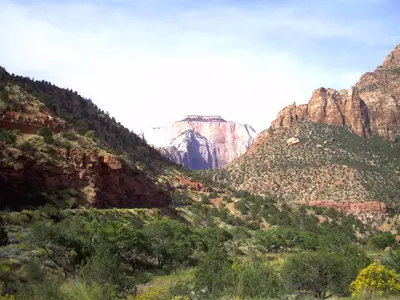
[141,116,256,169]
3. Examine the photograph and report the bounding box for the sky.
[0,0,399,133]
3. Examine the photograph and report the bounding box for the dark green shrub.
[0,225,7,246]
[234,200,248,215]
[236,264,286,299]
[0,129,17,144]
[84,130,96,141]
[36,127,53,143]
[20,141,36,156]
[194,247,234,298]
[367,232,397,250]
[383,250,400,273]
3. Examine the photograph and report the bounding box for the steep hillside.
[0,66,176,210]
[213,121,400,211]
[272,45,400,141]
[141,115,256,169]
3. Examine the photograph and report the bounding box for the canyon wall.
[141,115,256,169]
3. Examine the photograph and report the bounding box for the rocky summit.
[213,45,400,219]
[141,115,256,169]
[272,45,400,141]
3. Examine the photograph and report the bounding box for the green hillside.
[212,120,400,209]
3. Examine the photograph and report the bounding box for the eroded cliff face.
[0,145,171,210]
[272,45,400,141]
[142,115,256,169]
[158,129,218,170]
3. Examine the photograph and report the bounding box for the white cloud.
[0,0,396,133]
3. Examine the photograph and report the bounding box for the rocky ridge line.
[271,45,400,141]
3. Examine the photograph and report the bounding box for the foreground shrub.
[349,263,400,299]
[0,129,17,145]
[367,232,396,250]
[194,247,235,299]
[235,264,286,299]
[383,250,400,273]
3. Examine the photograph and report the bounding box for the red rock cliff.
[0,146,171,210]
[272,45,400,140]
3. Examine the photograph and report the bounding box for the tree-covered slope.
[212,121,400,209]
[0,66,179,209]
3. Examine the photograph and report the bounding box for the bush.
[14,282,61,300]
[367,232,397,250]
[84,130,96,141]
[200,194,210,204]
[19,141,36,156]
[194,247,235,298]
[62,130,78,141]
[255,228,300,253]
[0,129,17,144]
[236,264,286,299]
[234,200,248,215]
[350,263,400,298]
[59,281,105,300]
[383,250,400,273]
[36,127,53,143]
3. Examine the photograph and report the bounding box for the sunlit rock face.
[141,115,257,170]
[272,45,400,141]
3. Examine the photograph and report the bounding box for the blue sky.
[0,0,399,132]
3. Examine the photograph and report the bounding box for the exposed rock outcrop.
[158,129,218,170]
[286,137,300,146]
[0,147,171,210]
[272,45,400,141]
[141,115,256,169]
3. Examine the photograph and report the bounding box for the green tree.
[298,231,320,251]
[367,232,397,250]
[235,264,286,299]
[142,218,195,268]
[255,228,299,253]
[195,227,233,253]
[283,251,362,299]
[95,220,149,273]
[194,246,234,299]
[28,217,92,279]
[0,129,17,145]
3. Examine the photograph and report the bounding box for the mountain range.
[0,44,399,216]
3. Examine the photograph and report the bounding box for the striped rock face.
[141,115,256,170]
